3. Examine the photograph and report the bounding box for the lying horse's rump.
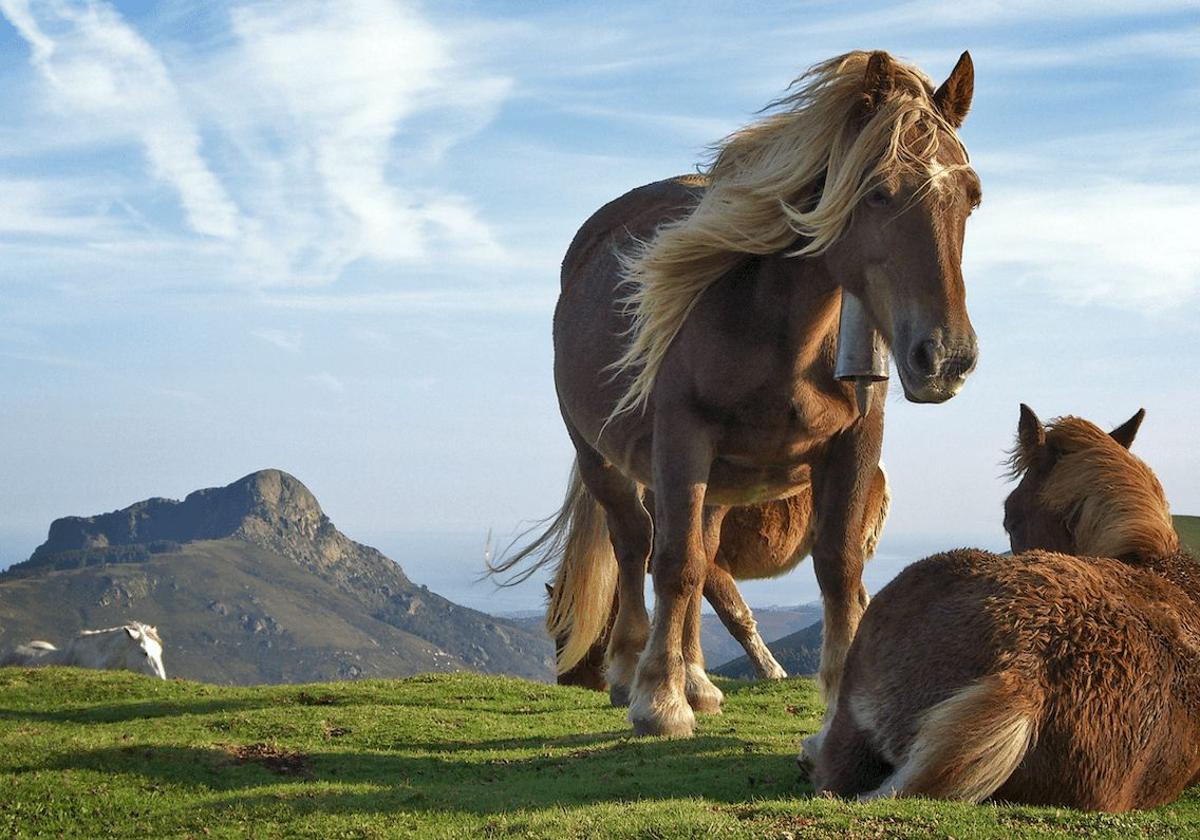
[815,407,1200,811]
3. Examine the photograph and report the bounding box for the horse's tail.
[898,670,1040,802]
[487,462,617,675]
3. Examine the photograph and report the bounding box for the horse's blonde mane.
[608,50,968,420]
[1015,417,1178,560]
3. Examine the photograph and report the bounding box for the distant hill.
[1176,515,1200,553]
[712,619,823,679]
[506,603,823,672]
[0,470,553,684]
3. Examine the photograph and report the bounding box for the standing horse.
[1,622,166,680]
[814,407,1200,810]
[499,50,980,737]
[546,466,890,687]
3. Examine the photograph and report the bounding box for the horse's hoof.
[685,664,724,714]
[629,691,696,737]
[608,684,631,707]
[760,664,788,681]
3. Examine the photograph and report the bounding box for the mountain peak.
[32,469,329,557]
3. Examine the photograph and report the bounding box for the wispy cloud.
[252,328,303,353]
[968,180,1200,309]
[307,372,345,394]
[0,0,240,239]
[0,0,513,287]
[790,0,1200,36]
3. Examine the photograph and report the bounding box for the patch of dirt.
[293,690,338,706]
[227,742,310,775]
[322,721,350,738]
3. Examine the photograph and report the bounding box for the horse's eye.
[865,188,892,209]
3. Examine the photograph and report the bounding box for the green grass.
[1176,515,1200,554]
[2,670,1199,838]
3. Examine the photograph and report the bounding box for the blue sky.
[1,1,1198,612]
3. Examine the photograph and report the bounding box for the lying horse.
[1,622,166,680]
[546,467,889,687]
[814,406,1199,811]
[497,49,980,737]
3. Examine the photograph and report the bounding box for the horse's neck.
[736,253,842,364]
[1135,549,1200,613]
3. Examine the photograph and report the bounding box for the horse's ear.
[1018,403,1045,457]
[859,51,894,122]
[933,50,974,128]
[1110,408,1146,449]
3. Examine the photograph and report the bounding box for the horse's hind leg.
[703,564,787,680]
[569,429,653,707]
[682,584,723,713]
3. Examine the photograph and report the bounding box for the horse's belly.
[706,458,813,506]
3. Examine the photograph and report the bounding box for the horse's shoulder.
[561,176,707,284]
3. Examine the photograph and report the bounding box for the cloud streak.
[0,0,512,286]
[0,0,240,239]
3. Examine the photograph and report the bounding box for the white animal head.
[123,623,166,679]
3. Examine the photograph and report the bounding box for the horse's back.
[560,176,706,290]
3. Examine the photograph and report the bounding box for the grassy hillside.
[2,669,1198,838]
[1176,515,1200,553]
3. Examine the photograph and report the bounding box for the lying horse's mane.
[1009,415,1178,560]
[608,50,969,419]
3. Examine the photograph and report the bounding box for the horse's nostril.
[908,339,941,378]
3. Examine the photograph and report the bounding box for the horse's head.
[823,51,980,403]
[1003,404,1177,560]
[123,623,167,680]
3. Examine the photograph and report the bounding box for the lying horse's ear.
[933,50,974,128]
[858,51,894,123]
[1018,403,1045,457]
[1110,408,1146,449]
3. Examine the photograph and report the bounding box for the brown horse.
[814,406,1200,811]
[550,467,890,688]
[497,50,980,737]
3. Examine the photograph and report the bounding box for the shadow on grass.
[24,733,811,815]
[0,697,279,724]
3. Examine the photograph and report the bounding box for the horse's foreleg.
[629,429,713,737]
[803,409,884,764]
[704,564,787,680]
